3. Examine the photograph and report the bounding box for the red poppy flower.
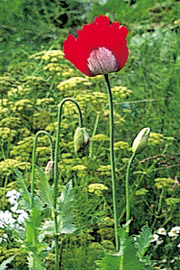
[63,15,129,77]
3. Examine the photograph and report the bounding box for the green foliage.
[1,1,180,269]
[15,168,31,209]
[97,224,156,270]
[134,224,152,265]
[97,227,144,270]
[41,180,76,236]
[0,255,16,270]
[36,167,53,208]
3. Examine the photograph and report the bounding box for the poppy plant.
[63,15,129,76]
[63,15,129,253]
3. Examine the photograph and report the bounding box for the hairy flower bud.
[132,127,150,154]
[74,127,89,157]
[45,161,55,180]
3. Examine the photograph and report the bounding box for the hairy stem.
[125,152,136,233]
[104,74,119,251]
[54,97,83,270]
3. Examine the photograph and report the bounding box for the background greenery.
[0,0,180,269]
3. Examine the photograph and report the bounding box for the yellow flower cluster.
[0,127,16,141]
[0,106,8,119]
[111,86,132,99]
[92,134,109,142]
[30,50,64,61]
[103,217,114,226]
[36,146,51,157]
[72,165,87,171]
[36,98,54,106]
[0,117,22,129]
[57,77,92,91]
[114,141,129,150]
[10,137,34,161]
[97,165,112,176]
[88,183,108,195]
[148,132,164,145]
[76,91,107,112]
[11,99,33,113]
[154,177,176,191]
[0,159,29,178]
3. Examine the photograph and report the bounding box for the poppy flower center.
[87,47,119,76]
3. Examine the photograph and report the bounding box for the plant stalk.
[53,98,83,270]
[104,74,119,251]
[125,152,136,233]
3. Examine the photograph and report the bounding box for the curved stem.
[53,97,83,270]
[104,74,119,251]
[31,130,54,209]
[125,152,136,233]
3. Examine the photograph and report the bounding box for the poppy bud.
[132,127,150,154]
[74,127,89,157]
[45,161,55,180]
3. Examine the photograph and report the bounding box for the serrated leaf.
[25,207,46,253]
[134,224,152,260]
[58,180,74,212]
[57,180,76,234]
[27,253,46,270]
[41,220,54,237]
[0,255,16,270]
[36,166,53,208]
[98,229,144,270]
[15,168,31,208]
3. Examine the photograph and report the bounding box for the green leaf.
[98,228,144,270]
[27,253,46,270]
[134,224,152,260]
[15,168,31,208]
[41,181,76,238]
[25,207,46,254]
[36,166,53,208]
[0,255,16,270]
[41,220,54,237]
[57,180,76,234]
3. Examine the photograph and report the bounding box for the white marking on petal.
[87,47,118,76]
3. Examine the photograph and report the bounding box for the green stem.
[151,187,165,230]
[118,169,144,224]
[53,97,83,270]
[89,112,100,157]
[125,152,136,233]
[104,74,119,251]
[31,130,54,208]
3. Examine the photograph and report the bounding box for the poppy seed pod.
[132,127,150,154]
[74,127,89,157]
[45,160,55,180]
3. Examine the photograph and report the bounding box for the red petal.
[63,15,129,76]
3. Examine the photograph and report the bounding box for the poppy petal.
[63,15,129,76]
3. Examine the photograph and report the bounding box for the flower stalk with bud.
[31,98,86,270]
[126,127,150,233]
